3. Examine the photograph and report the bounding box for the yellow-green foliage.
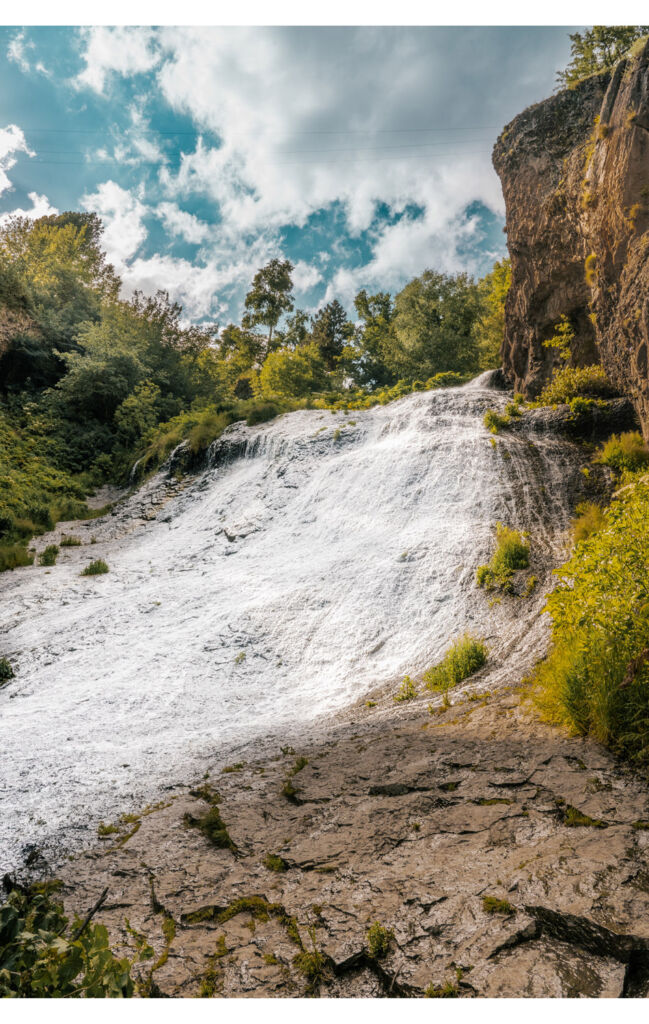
[425,980,460,998]
[536,364,615,406]
[484,408,511,434]
[476,523,529,592]
[366,921,394,959]
[585,252,598,287]
[596,431,649,474]
[543,314,574,363]
[423,634,487,692]
[573,502,607,543]
[482,896,514,915]
[393,675,418,703]
[532,478,649,761]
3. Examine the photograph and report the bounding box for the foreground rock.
[54,684,649,998]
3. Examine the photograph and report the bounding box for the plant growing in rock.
[39,544,59,566]
[393,675,418,702]
[476,523,529,593]
[366,921,394,959]
[0,657,15,683]
[596,431,649,475]
[81,559,109,576]
[423,634,487,691]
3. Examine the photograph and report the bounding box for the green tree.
[310,299,354,370]
[474,258,511,369]
[390,270,482,381]
[350,290,397,388]
[257,343,328,400]
[242,258,294,353]
[274,309,311,350]
[557,26,649,88]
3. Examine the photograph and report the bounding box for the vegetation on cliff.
[557,26,649,88]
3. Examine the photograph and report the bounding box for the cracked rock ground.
[57,684,649,998]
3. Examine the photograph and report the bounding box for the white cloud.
[75,27,160,94]
[155,202,210,245]
[0,192,58,228]
[7,31,32,73]
[80,180,147,267]
[70,27,570,317]
[292,260,322,293]
[0,125,34,197]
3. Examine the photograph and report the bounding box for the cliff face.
[493,40,649,435]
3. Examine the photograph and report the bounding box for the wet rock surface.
[54,685,649,998]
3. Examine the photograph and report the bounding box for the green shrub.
[0,543,34,572]
[573,501,607,543]
[532,477,649,761]
[483,409,510,434]
[596,431,649,474]
[425,981,460,998]
[366,921,394,959]
[60,535,82,546]
[184,805,237,853]
[263,853,288,872]
[476,523,530,592]
[0,881,133,997]
[393,675,418,702]
[245,401,282,426]
[423,634,487,692]
[0,657,14,683]
[536,364,616,406]
[81,559,109,576]
[482,896,514,915]
[39,544,59,566]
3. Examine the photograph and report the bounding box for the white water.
[0,376,580,869]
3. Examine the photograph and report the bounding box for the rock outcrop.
[494,40,649,436]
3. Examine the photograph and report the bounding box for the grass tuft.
[476,523,529,593]
[81,558,109,576]
[366,921,394,959]
[423,634,487,692]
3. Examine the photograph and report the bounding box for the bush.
[393,675,418,702]
[484,408,511,434]
[0,543,34,572]
[476,523,530,592]
[0,657,14,683]
[81,559,109,576]
[39,544,59,566]
[536,364,616,406]
[573,502,607,543]
[532,477,649,761]
[60,535,82,546]
[596,431,649,474]
[0,881,133,997]
[423,634,487,691]
[366,921,394,959]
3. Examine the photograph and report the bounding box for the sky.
[0,26,577,325]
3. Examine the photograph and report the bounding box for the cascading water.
[0,375,582,869]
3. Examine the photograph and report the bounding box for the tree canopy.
[557,26,648,88]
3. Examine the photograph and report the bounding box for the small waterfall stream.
[0,375,582,868]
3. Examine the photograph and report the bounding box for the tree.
[257,343,328,400]
[351,290,397,388]
[310,299,354,370]
[474,258,511,370]
[390,270,482,380]
[274,309,310,350]
[557,26,649,88]
[242,258,294,352]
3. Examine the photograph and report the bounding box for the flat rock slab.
[53,685,649,998]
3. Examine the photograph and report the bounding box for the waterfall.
[0,377,582,868]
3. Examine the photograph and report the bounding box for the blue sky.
[0,26,577,324]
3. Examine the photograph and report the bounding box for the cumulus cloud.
[81,180,147,267]
[7,31,32,73]
[70,26,571,317]
[0,191,58,227]
[292,260,323,293]
[0,125,34,196]
[75,27,160,94]
[155,202,211,245]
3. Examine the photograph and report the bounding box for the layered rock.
[493,40,649,436]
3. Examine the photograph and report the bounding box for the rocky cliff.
[493,39,649,435]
